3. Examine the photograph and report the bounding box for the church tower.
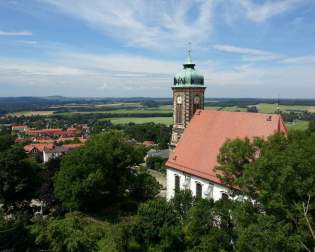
[170,47,206,149]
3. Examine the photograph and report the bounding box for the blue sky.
[0,0,315,98]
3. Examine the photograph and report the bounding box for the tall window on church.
[193,96,200,114]
[176,96,183,124]
[196,183,202,198]
[175,175,180,191]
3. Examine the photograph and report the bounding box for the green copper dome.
[173,51,204,87]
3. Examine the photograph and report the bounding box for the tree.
[133,198,181,250]
[0,133,14,152]
[37,157,62,214]
[308,120,315,133]
[247,106,258,113]
[0,210,31,251]
[53,130,144,211]
[30,212,115,252]
[0,146,40,211]
[171,189,195,221]
[128,171,161,202]
[216,131,315,251]
[146,156,166,172]
[215,137,258,192]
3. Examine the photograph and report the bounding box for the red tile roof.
[143,140,155,146]
[34,139,56,144]
[24,143,55,153]
[166,110,287,185]
[27,128,64,136]
[12,125,27,129]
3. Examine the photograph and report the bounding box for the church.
[166,50,287,201]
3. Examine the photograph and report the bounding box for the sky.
[0,0,315,98]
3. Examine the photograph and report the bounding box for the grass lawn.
[101,117,173,125]
[286,120,309,131]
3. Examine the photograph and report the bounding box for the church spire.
[186,42,192,64]
[184,42,195,68]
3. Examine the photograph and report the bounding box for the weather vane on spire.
[186,42,192,64]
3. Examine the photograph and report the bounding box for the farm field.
[256,103,312,113]
[56,108,172,116]
[286,120,309,131]
[3,101,313,131]
[7,111,55,117]
[101,117,173,125]
[9,102,315,117]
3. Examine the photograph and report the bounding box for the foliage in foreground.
[53,130,159,211]
[1,126,315,251]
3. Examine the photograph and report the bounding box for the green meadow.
[101,117,173,125]
[12,102,310,130]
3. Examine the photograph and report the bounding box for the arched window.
[175,175,180,191]
[196,183,202,198]
[176,104,183,124]
[176,96,183,124]
[205,183,214,199]
[193,96,200,115]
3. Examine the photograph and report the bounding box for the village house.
[26,127,81,138]
[42,144,82,163]
[24,143,83,163]
[11,125,28,132]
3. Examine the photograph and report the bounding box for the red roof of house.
[24,143,55,153]
[34,139,56,144]
[12,125,27,129]
[27,128,64,135]
[166,110,287,185]
[15,137,33,143]
[143,140,155,146]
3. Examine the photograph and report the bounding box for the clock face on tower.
[194,96,200,104]
[176,96,182,104]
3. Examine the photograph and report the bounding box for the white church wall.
[166,167,229,201]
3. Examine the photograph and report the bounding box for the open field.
[100,117,173,125]
[286,120,309,131]
[204,106,222,111]
[56,108,172,116]
[256,103,313,113]
[10,102,314,118]
[3,101,314,131]
[220,106,248,112]
[7,111,55,117]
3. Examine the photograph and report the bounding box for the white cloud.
[282,56,315,65]
[0,60,84,76]
[16,40,38,45]
[41,0,214,49]
[213,44,281,61]
[1,50,315,98]
[238,0,300,23]
[61,52,180,74]
[0,30,32,36]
